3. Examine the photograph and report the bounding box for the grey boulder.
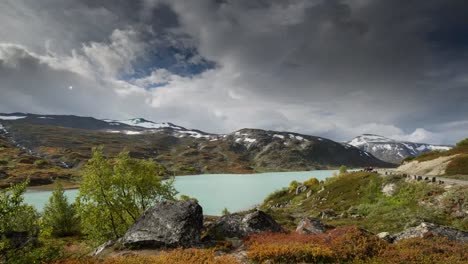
[295,217,326,234]
[121,200,203,248]
[207,210,284,239]
[393,222,468,243]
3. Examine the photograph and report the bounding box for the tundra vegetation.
[0,153,467,263]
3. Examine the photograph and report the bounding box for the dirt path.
[375,168,468,186]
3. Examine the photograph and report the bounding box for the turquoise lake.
[24,170,337,216]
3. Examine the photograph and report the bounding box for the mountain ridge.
[347,134,452,164]
[0,113,395,187]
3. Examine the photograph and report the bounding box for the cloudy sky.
[0,0,467,144]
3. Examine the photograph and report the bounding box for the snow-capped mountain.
[0,113,394,178]
[346,134,452,164]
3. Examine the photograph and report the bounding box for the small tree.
[222,207,231,215]
[42,181,80,237]
[0,180,40,259]
[339,165,348,175]
[77,147,178,243]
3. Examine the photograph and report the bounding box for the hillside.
[0,113,394,187]
[347,134,451,164]
[396,138,468,180]
[260,171,468,233]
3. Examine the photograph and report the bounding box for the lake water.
[24,170,336,216]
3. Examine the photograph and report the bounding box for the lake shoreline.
[24,170,338,215]
[26,169,345,191]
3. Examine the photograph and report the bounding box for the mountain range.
[0,113,396,186]
[346,134,452,164]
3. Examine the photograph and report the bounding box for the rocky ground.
[85,199,468,263]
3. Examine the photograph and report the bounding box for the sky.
[0,0,467,144]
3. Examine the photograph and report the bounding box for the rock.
[295,217,326,234]
[319,209,337,219]
[306,190,312,198]
[121,200,203,248]
[393,222,468,243]
[295,185,307,195]
[377,232,394,243]
[272,201,290,208]
[381,183,396,196]
[207,210,284,239]
[93,240,117,256]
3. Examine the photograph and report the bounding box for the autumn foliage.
[244,227,467,264]
[245,226,386,263]
[55,249,239,264]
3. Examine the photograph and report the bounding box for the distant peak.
[129,118,152,123]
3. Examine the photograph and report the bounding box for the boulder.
[393,222,468,243]
[121,200,203,248]
[207,210,284,239]
[381,183,396,196]
[295,185,307,195]
[92,240,117,256]
[377,232,394,243]
[319,209,337,219]
[295,217,326,234]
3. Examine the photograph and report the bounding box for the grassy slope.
[261,172,468,233]
[0,124,253,186]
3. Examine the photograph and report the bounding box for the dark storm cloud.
[0,0,467,144]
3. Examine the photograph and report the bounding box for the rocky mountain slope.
[0,113,394,186]
[347,134,452,164]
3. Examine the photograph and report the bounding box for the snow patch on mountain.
[347,134,452,164]
[104,118,183,130]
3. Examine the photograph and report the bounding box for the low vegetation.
[245,231,467,264]
[55,249,240,264]
[0,137,77,188]
[261,172,468,232]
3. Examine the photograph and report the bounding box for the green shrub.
[303,177,320,188]
[179,194,198,203]
[222,208,231,215]
[77,147,178,244]
[446,154,468,175]
[289,180,300,191]
[0,180,40,261]
[339,165,348,175]
[0,159,8,166]
[42,181,80,237]
[33,159,48,168]
[456,138,468,147]
[2,241,64,264]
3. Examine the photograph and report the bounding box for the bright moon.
[69,86,73,90]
